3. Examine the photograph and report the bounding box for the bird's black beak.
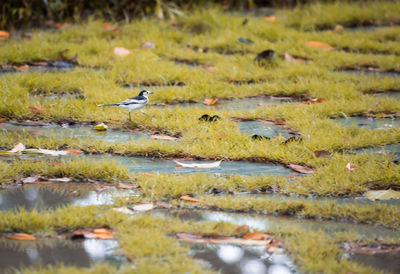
[148,91,154,94]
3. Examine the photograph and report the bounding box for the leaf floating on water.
[63,148,83,155]
[264,16,276,22]
[132,203,155,211]
[365,190,400,201]
[8,143,25,154]
[288,164,315,174]
[203,98,220,105]
[180,196,201,203]
[243,232,272,241]
[346,162,356,172]
[29,105,45,113]
[174,160,222,168]
[113,47,131,57]
[177,233,272,246]
[150,135,178,141]
[7,233,36,241]
[306,41,334,50]
[94,123,108,131]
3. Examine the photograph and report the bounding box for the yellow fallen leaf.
[94,123,108,131]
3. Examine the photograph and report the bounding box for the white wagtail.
[97,90,153,121]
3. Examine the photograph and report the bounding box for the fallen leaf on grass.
[304,98,327,104]
[346,162,356,172]
[174,160,222,168]
[114,47,131,57]
[180,196,201,203]
[284,52,308,64]
[306,41,334,50]
[314,150,331,157]
[203,98,220,105]
[0,30,10,40]
[8,143,25,153]
[235,225,253,234]
[7,233,36,241]
[364,190,400,201]
[243,232,271,241]
[102,23,120,32]
[150,135,178,141]
[94,123,108,131]
[140,41,155,49]
[199,64,217,72]
[132,203,155,211]
[63,148,83,155]
[22,176,40,184]
[0,118,6,122]
[288,164,315,174]
[29,105,45,113]
[264,16,276,22]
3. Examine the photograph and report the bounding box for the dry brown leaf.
[140,41,155,49]
[102,23,120,32]
[203,98,220,105]
[346,162,356,172]
[0,118,6,123]
[199,64,217,72]
[150,135,178,141]
[264,16,276,22]
[29,105,45,113]
[243,232,271,241]
[0,30,10,40]
[288,164,315,174]
[235,225,253,234]
[314,150,331,157]
[116,183,136,189]
[9,143,25,153]
[63,148,83,155]
[14,64,30,71]
[304,97,327,104]
[87,233,114,239]
[284,52,307,64]
[180,195,201,203]
[306,41,334,50]
[93,228,113,234]
[7,233,36,241]
[114,47,131,57]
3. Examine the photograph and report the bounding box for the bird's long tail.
[97,104,120,107]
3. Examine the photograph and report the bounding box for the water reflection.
[0,184,137,211]
[191,244,295,274]
[0,238,126,272]
[0,123,149,143]
[238,121,294,139]
[336,117,400,129]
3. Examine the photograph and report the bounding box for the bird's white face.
[142,90,153,95]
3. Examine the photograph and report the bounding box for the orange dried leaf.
[243,232,271,240]
[306,41,334,50]
[93,228,113,235]
[180,195,200,203]
[203,98,220,105]
[7,233,36,241]
[288,164,315,174]
[63,148,83,155]
[346,162,356,172]
[0,118,6,122]
[29,105,45,113]
[0,30,10,40]
[264,16,276,22]
[274,122,286,125]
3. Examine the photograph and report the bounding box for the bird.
[97,90,153,121]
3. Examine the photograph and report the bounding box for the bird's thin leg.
[129,111,131,121]
[140,109,154,118]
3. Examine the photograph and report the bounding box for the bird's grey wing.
[119,98,146,105]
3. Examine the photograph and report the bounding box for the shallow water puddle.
[190,243,295,274]
[0,184,136,211]
[238,120,294,139]
[156,96,295,112]
[0,237,126,272]
[90,154,294,176]
[161,209,399,239]
[339,69,399,78]
[0,122,149,143]
[336,116,400,129]
[356,143,400,161]
[373,90,400,101]
[347,252,400,274]
[0,61,75,74]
